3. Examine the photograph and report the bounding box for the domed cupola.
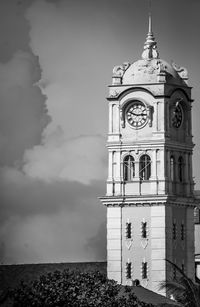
[112,15,188,86]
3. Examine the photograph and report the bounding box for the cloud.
[0,0,108,264]
[86,221,107,261]
[25,0,109,138]
[0,50,50,166]
[0,128,107,263]
[23,131,107,184]
[0,166,106,264]
[0,167,102,218]
[0,209,106,264]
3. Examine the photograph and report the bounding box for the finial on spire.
[141,0,159,60]
[148,0,152,33]
[148,14,152,34]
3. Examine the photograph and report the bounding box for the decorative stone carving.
[109,89,120,98]
[142,44,159,60]
[123,62,130,72]
[113,65,124,77]
[112,62,130,77]
[156,60,167,73]
[172,62,188,80]
[141,238,148,249]
[126,240,133,250]
[112,63,130,85]
[156,60,167,82]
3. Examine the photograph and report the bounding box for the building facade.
[194,193,200,280]
[100,16,196,295]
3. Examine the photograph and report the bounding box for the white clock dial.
[126,102,148,129]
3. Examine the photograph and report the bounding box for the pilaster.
[107,207,122,283]
[151,206,166,295]
[186,207,195,279]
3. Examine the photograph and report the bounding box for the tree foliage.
[159,259,200,307]
[10,269,155,307]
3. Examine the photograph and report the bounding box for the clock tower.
[100,16,196,295]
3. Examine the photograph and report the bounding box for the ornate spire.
[141,8,159,60]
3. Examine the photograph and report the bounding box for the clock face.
[126,101,148,129]
[172,104,183,128]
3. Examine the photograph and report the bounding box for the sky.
[0,0,200,264]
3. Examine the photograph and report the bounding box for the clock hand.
[132,113,146,116]
[129,111,146,116]
[129,112,139,116]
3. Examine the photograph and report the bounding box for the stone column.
[151,149,157,179]
[115,151,121,195]
[108,151,113,181]
[165,101,169,134]
[108,102,113,134]
[154,101,159,131]
[158,149,165,194]
[107,151,114,195]
[166,150,171,194]
[184,152,189,195]
[134,156,140,180]
[116,102,120,134]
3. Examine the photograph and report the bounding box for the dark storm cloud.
[0,51,50,166]
[0,1,49,166]
[0,167,104,220]
[0,166,106,263]
[0,0,33,62]
[86,221,107,260]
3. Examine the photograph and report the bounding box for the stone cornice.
[108,83,192,89]
[99,195,197,207]
[107,84,193,102]
[106,140,194,150]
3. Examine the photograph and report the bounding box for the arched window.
[123,155,135,181]
[139,155,151,180]
[170,156,175,181]
[178,156,184,182]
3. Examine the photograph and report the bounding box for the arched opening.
[123,155,135,181]
[139,154,151,180]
